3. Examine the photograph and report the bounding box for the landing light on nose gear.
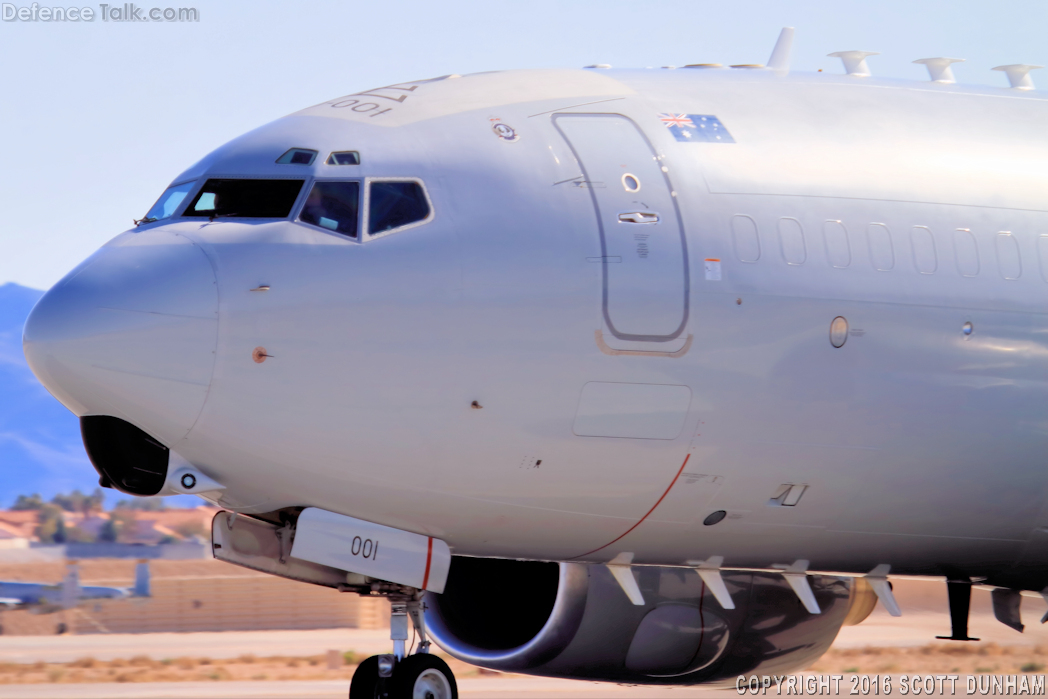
[349,592,457,699]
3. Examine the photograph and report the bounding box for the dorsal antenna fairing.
[993,64,1043,90]
[914,57,964,84]
[767,27,795,76]
[828,50,879,77]
[702,27,793,74]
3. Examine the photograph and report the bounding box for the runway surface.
[0,628,393,664]
[1,580,1045,698]
[6,593,1047,665]
[0,676,737,698]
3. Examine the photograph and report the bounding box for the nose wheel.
[349,592,457,699]
[349,654,457,699]
[349,656,382,699]
[393,655,457,699]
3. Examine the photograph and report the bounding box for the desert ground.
[1,572,1046,697]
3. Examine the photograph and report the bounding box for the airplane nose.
[23,231,218,447]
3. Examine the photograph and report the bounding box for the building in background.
[0,505,219,546]
[0,505,391,636]
[0,557,389,635]
[0,511,39,543]
[0,522,29,549]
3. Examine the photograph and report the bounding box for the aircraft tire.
[390,654,457,699]
[349,655,383,699]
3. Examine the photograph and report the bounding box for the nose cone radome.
[23,231,218,446]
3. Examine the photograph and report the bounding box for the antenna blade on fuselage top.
[767,27,795,75]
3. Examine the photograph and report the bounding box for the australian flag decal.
[659,114,735,143]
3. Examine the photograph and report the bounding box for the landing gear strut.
[349,589,457,699]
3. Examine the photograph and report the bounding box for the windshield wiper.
[208,212,240,222]
[133,216,158,226]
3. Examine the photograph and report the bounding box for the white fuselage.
[24,68,1048,585]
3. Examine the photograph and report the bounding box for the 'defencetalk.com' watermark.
[2,3,198,21]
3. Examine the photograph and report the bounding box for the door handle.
[618,212,659,224]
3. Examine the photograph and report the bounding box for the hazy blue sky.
[1,0,1045,290]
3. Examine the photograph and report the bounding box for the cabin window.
[867,223,895,271]
[823,220,851,268]
[1037,235,1048,283]
[777,217,806,265]
[368,181,430,236]
[954,229,980,277]
[910,226,937,274]
[141,180,195,223]
[299,181,360,238]
[996,232,1022,280]
[730,215,760,263]
[183,179,305,218]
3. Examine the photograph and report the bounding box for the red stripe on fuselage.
[422,537,433,590]
[573,453,691,559]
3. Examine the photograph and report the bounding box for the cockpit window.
[184,179,305,218]
[368,181,430,236]
[276,148,317,165]
[326,151,360,165]
[299,181,360,238]
[141,181,195,223]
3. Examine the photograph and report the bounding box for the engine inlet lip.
[425,561,589,670]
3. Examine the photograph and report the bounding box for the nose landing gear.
[349,591,457,699]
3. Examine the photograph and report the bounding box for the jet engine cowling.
[425,557,859,685]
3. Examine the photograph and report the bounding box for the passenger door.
[554,114,689,347]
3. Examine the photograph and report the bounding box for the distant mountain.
[0,283,100,506]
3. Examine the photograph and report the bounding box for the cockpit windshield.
[368,181,430,235]
[141,181,195,223]
[183,179,305,218]
[299,181,360,237]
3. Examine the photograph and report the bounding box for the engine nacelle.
[425,557,859,685]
